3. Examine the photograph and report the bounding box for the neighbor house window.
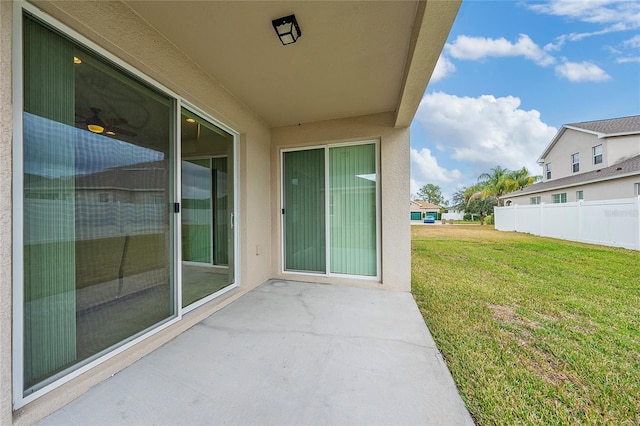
[552,193,567,203]
[530,196,541,205]
[593,144,603,165]
[636,183,640,196]
[545,163,552,179]
[571,153,579,173]
[576,190,584,201]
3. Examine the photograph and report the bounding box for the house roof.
[566,115,640,135]
[411,200,441,210]
[123,1,461,128]
[506,154,640,197]
[539,115,640,162]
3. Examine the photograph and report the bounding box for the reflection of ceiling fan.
[75,107,137,137]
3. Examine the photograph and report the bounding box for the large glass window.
[571,153,580,173]
[22,14,175,393]
[283,143,378,277]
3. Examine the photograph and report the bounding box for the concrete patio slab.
[38,280,473,425]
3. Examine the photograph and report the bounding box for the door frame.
[178,101,240,314]
[280,140,381,280]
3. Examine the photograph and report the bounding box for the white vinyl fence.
[495,197,640,250]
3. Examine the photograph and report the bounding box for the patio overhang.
[123,0,461,128]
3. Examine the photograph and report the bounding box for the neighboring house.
[504,115,640,205]
[410,200,441,220]
[0,1,461,422]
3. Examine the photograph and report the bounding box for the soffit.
[124,1,445,128]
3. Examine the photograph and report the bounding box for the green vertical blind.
[329,144,377,276]
[23,15,77,388]
[212,157,229,266]
[182,159,212,264]
[22,14,174,393]
[283,149,326,273]
[283,143,377,277]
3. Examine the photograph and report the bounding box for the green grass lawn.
[412,225,640,425]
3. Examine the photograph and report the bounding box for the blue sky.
[410,0,640,202]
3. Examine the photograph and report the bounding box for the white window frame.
[552,193,567,203]
[576,190,584,201]
[280,140,381,281]
[12,2,240,407]
[571,153,580,173]
[635,183,640,196]
[545,163,552,180]
[530,196,541,205]
[593,144,603,165]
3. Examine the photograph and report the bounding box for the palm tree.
[477,166,510,206]
[505,167,541,193]
[461,182,497,225]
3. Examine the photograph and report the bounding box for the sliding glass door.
[22,13,175,394]
[181,110,235,307]
[18,10,239,404]
[282,143,378,278]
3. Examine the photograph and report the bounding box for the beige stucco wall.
[270,113,411,292]
[607,134,640,165]
[4,1,274,423]
[504,175,640,205]
[0,2,14,425]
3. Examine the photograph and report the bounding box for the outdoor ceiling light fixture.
[272,14,301,45]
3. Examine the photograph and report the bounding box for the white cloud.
[529,0,640,27]
[413,92,557,176]
[446,34,555,66]
[623,34,640,48]
[617,57,640,63]
[533,1,640,51]
[411,147,462,184]
[555,60,611,82]
[430,55,456,82]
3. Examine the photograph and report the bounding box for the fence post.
[513,204,517,231]
[539,202,545,236]
[637,196,640,250]
[577,200,583,243]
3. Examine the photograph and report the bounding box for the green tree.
[477,166,510,206]
[452,183,497,225]
[416,183,445,206]
[469,183,497,225]
[475,166,540,206]
[505,167,541,193]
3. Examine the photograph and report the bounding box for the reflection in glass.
[22,14,174,393]
[181,110,234,307]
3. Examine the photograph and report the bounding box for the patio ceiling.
[124,1,461,128]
